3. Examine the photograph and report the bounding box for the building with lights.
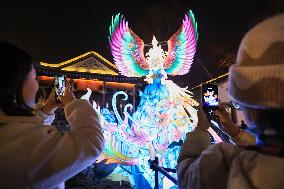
[35,51,145,129]
[35,51,145,109]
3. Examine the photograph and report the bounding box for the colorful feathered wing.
[164,10,198,75]
[109,13,149,77]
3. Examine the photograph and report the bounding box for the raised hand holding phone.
[215,105,240,137]
[196,104,211,131]
[41,89,63,115]
[58,82,76,106]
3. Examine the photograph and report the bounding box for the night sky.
[0,0,283,87]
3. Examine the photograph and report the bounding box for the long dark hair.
[0,41,35,116]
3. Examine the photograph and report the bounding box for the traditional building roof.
[36,51,144,84]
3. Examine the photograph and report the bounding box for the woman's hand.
[196,105,211,131]
[215,105,240,137]
[41,89,63,115]
[58,82,76,106]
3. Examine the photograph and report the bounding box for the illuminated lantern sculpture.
[86,10,222,187]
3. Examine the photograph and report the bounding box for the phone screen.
[201,83,218,116]
[54,75,65,97]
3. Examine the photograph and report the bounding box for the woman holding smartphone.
[177,14,284,189]
[0,41,104,189]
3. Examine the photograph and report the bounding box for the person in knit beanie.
[228,13,284,147]
[177,14,284,189]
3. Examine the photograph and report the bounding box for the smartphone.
[201,83,218,118]
[54,75,66,103]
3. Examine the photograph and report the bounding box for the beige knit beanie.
[228,13,284,109]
